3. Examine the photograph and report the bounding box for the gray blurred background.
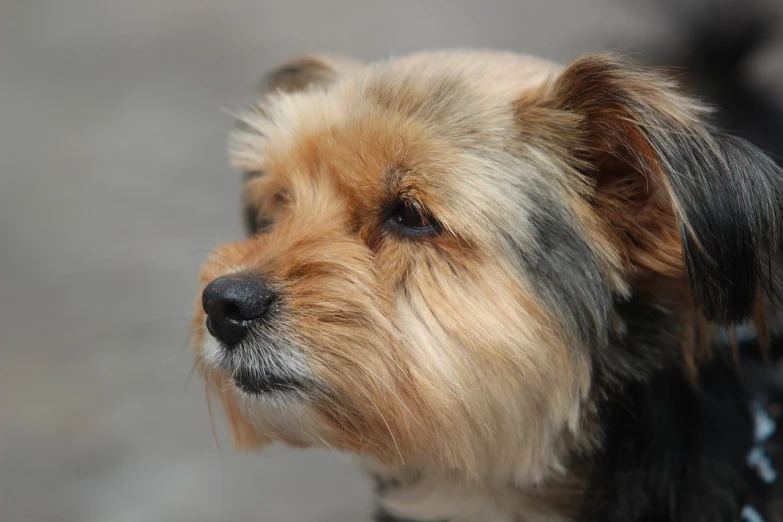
[2,1,782,521]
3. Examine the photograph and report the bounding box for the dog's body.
[192,49,782,521]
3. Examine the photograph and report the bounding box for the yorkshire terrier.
[192,50,782,521]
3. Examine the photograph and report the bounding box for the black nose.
[202,274,276,346]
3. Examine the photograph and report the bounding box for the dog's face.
[193,51,782,482]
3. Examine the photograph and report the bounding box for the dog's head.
[193,51,782,482]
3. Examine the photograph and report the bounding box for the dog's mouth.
[232,369,305,396]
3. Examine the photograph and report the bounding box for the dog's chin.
[199,334,310,401]
[232,369,305,399]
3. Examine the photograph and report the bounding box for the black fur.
[556,58,783,327]
[584,313,754,521]
[593,288,691,387]
[645,128,783,325]
[635,0,783,325]
[504,190,613,350]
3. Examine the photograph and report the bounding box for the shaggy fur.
[192,50,783,521]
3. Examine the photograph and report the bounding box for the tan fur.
[193,51,726,518]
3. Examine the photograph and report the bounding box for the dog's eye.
[245,208,273,237]
[387,200,440,237]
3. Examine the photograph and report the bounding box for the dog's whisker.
[358,387,405,466]
[354,149,369,168]
[157,351,187,366]
[348,358,423,432]
[184,358,200,393]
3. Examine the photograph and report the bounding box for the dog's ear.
[262,53,363,94]
[551,54,782,325]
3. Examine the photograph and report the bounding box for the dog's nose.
[202,274,275,347]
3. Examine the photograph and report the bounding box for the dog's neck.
[367,290,766,522]
[367,356,756,522]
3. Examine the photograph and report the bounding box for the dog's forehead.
[375,50,561,100]
[231,51,561,210]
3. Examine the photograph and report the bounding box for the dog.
[191,50,783,521]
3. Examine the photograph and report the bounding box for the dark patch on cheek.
[506,191,612,349]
